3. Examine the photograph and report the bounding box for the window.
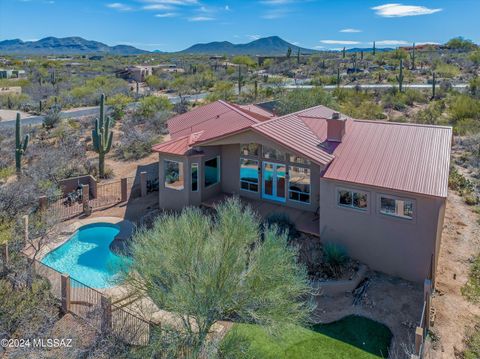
[262,145,285,161]
[380,196,414,219]
[240,158,259,192]
[204,157,220,188]
[164,160,184,190]
[240,143,259,157]
[191,163,198,192]
[288,166,310,203]
[337,189,368,210]
[289,155,311,166]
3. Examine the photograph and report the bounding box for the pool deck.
[23,216,134,261]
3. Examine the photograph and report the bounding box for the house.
[152,100,451,283]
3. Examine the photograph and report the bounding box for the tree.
[123,198,312,357]
[206,81,235,102]
[446,37,477,51]
[136,95,173,119]
[232,56,256,94]
[106,93,132,121]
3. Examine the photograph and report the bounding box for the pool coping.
[29,216,134,261]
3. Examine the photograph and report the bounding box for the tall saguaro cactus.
[15,113,29,175]
[92,94,113,178]
[431,72,437,100]
[373,41,376,56]
[397,59,404,92]
[410,42,416,70]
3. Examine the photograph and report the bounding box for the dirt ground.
[0,108,31,121]
[430,192,480,358]
[313,272,423,358]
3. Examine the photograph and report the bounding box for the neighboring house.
[152,100,451,283]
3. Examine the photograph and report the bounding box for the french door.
[262,162,286,202]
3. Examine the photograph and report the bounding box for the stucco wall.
[319,178,446,282]
[158,153,189,211]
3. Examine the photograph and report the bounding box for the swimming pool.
[41,223,130,288]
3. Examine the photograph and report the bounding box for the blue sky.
[1,0,479,52]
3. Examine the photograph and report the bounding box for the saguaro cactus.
[373,41,376,56]
[410,43,416,70]
[92,94,113,178]
[397,59,404,92]
[431,72,436,100]
[337,68,341,87]
[342,47,346,58]
[15,113,29,175]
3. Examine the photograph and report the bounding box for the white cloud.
[261,0,294,4]
[372,3,442,17]
[262,8,289,19]
[107,2,133,11]
[141,0,197,4]
[155,12,177,17]
[320,40,361,45]
[313,45,325,49]
[416,41,440,45]
[247,34,261,40]
[340,28,362,33]
[376,40,410,46]
[143,4,173,10]
[188,16,214,21]
[225,5,230,11]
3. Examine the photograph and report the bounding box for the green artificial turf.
[227,315,392,359]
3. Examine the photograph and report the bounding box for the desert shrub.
[434,62,461,78]
[43,105,62,129]
[462,255,480,303]
[275,87,337,116]
[449,167,475,192]
[462,324,480,359]
[470,77,480,98]
[264,212,298,240]
[136,95,173,119]
[323,242,348,278]
[448,94,480,124]
[106,93,132,121]
[85,159,114,179]
[464,193,480,206]
[455,119,480,136]
[116,126,160,160]
[414,101,445,125]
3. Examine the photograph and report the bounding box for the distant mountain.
[0,37,149,55]
[346,47,392,53]
[179,36,318,56]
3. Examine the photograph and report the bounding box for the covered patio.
[201,192,320,237]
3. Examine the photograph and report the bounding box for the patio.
[201,192,320,237]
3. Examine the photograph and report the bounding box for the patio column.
[61,274,71,313]
[121,178,128,202]
[82,184,91,216]
[101,296,112,333]
[140,171,147,197]
[414,326,423,355]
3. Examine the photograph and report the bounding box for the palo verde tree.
[124,197,312,357]
[92,93,113,178]
[15,113,29,176]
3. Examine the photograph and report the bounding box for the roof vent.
[327,112,346,142]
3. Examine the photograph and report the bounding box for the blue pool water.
[41,223,130,288]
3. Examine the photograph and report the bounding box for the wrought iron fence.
[46,194,83,221]
[33,259,154,346]
[89,180,123,209]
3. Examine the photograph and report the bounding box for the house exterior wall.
[203,131,321,212]
[319,178,446,282]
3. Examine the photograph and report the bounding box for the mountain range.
[0,37,148,55]
[0,36,392,56]
[179,36,318,55]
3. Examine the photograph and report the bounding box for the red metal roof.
[323,120,452,198]
[166,100,261,143]
[154,102,452,197]
[252,115,335,166]
[237,104,275,120]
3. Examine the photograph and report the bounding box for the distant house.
[152,100,451,283]
[0,69,26,79]
[117,64,183,82]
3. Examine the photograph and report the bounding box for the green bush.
[136,95,173,119]
[323,242,348,277]
[463,324,480,359]
[275,88,337,116]
[264,212,298,240]
[462,255,480,303]
[449,167,475,192]
[448,95,480,124]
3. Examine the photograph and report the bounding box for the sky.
[0,0,479,52]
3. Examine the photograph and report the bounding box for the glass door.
[262,162,286,202]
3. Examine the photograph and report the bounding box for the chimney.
[327,112,346,142]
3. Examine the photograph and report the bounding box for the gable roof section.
[237,104,275,120]
[251,114,335,166]
[152,131,203,156]
[167,100,261,140]
[323,120,452,198]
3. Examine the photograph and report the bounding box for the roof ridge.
[218,100,261,124]
[353,119,453,130]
